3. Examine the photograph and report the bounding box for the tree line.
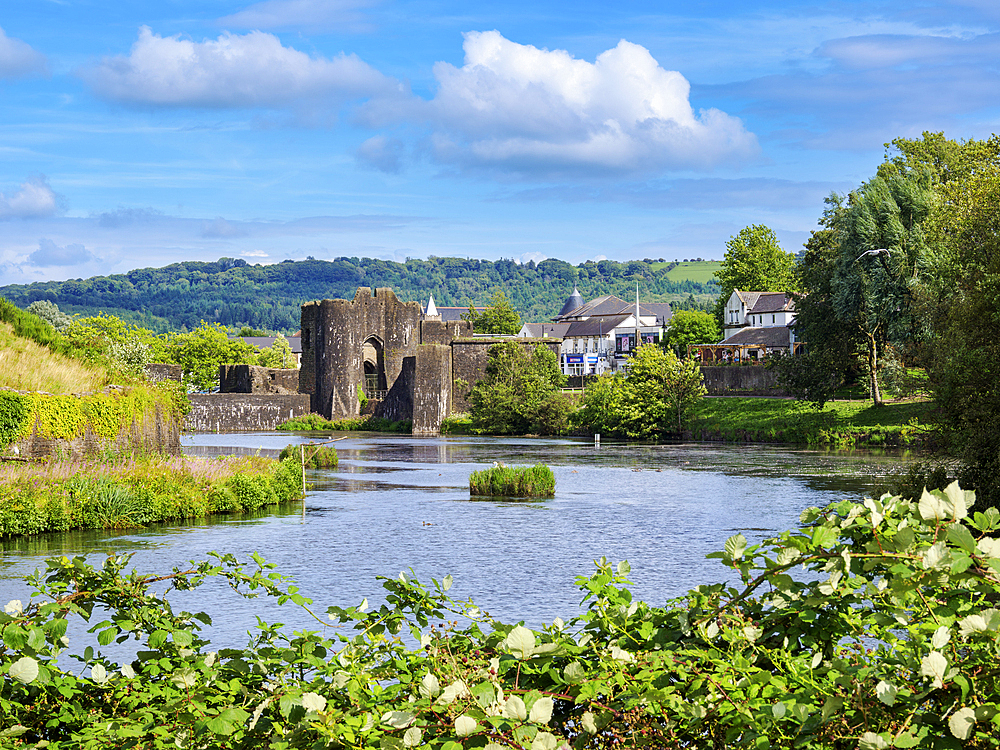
[0,256,719,334]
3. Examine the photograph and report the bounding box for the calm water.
[0,433,914,649]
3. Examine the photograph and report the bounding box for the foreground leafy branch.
[3,483,1000,748]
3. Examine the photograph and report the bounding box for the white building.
[715,289,799,360]
[516,288,672,376]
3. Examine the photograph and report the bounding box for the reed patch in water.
[469,463,555,498]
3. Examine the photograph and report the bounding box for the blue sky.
[1,0,998,285]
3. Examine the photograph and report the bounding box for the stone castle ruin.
[299,287,557,434]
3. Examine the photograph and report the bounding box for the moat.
[0,433,915,647]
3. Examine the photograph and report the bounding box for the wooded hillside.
[0,257,719,333]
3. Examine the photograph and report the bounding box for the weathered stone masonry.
[300,288,560,433]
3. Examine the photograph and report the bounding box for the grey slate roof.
[747,293,795,315]
[564,315,630,338]
[435,306,486,322]
[558,286,585,318]
[557,294,631,320]
[720,326,793,347]
[520,323,571,338]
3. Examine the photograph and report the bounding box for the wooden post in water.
[300,444,306,520]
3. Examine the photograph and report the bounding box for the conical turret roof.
[557,285,584,318]
[425,295,438,317]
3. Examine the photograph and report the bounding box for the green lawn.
[687,397,938,447]
[652,260,722,283]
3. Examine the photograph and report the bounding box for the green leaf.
[172,630,193,647]
[504,625,536,659]
[529,696,553,724]
[442,574,453,592]
[26,626,46,651]
[875,680,897,706]
[811,525,837,549]
[10,656,38,684]
[98,628,117,646]
[947,523,977,554]
[948,706,975,740]
[562,662,585,683]
[724,534,747,561]
[455,715,477,737]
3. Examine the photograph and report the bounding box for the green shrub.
[440,413,473,434]
[469,463,555,498]
[5,483,1000,748]
[277,413,411,433]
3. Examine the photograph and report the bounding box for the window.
[772,314,775,324]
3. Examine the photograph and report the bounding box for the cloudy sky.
[0,0,997,284]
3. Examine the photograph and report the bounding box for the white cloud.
[0,176,59,220]
[0,26,47,80]
[423,31,758,177]
[355,135,405,172]
[202,217,248,238]
[80,26,400,108]
[219,0,380,32]
[29,239,95,267]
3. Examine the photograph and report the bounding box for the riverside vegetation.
[3,483,1000,747]
[0,297,305,539]
[0,454,304,538]
[468,463,556,498]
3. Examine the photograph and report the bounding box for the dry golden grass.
[0,322,107,393]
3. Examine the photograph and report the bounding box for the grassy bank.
[0,453,303,538]
[277,413,412,433]
[687,397,937,447]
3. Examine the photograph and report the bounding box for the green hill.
[0,256,720,333]
[663,261,721,284]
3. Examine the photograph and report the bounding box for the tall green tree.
[712,225,797,325]
[165,322,261,391]
[828,173,936,406]
[467,290,522,335]
[578,344,706,437]
[663,310,720,356]
[926,166,1000,507]
[467,342,569,434]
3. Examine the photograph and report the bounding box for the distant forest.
[0,256,720,333]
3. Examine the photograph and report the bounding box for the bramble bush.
[3,483,1000,748]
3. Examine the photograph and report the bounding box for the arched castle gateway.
[299,287,558,434]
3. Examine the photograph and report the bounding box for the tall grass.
[469,463,555,498]
[0,453,304,538]
[278,443,339,469]
[0,322,106,393]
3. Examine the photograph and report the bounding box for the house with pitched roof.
[698,289,800,362]
[517,286,672,375]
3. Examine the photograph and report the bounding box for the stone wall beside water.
[186,394,311,432]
